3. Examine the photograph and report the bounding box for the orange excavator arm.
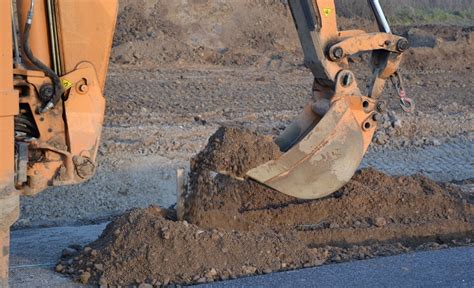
[245,0,412,199]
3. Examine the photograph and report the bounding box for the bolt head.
[39,84,54,103]
[332,47,344,60]
[79,84,88,93]
[397,39,409,52]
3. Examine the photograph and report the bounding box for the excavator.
[0,0,412,286]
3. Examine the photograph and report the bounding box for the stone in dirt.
[58,126,473,286]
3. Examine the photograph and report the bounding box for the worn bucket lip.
[246,93,374,199]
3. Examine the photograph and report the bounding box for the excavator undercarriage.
[0,0,411,286]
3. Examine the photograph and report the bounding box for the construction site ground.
[16,65,474,229]
[9,1,474,287]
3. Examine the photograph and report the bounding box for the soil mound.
[112,1,474,72]
[58,127,473,286]
[190,126,282,177]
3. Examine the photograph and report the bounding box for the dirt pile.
[189,126,281,177]
[58,127,473,286]
[112,1,473,71]
[112,0,300,67]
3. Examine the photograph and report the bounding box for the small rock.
[242,265,257,274]
[80,271,91,284]
[205,268,218,278]
[83,247,92,254]
[61,247,78,258]
[196,277,207,283]
[392,119,402,129]
[329,222,340,229]
[161,228,171,240]
[55,264,64,273]
[431,139,441,146]
[374,217,387,227]
[263,268,272,274]
[138,284,153,288]
[332,255,342,262]
[99,277,108,286]
[94,263,104,271]
[374,132,388,145]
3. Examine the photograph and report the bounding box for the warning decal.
[323,8,332,17]
[61,79,73,90]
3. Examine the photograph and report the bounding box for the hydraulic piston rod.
[368,0,391,33]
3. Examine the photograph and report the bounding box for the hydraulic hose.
[23,0,64,113]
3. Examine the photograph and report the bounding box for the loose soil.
[112,1,474,72]
[58,127,473,287]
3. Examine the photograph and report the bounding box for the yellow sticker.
[61,79,73,90]
[323,8,332,17]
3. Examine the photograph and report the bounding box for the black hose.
[23,0,64,112]
[14,115,40,137]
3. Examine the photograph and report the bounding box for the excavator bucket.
[244,0,407,199]
[246,71,377,199]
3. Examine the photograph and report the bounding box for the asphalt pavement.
[202,247,474,288]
